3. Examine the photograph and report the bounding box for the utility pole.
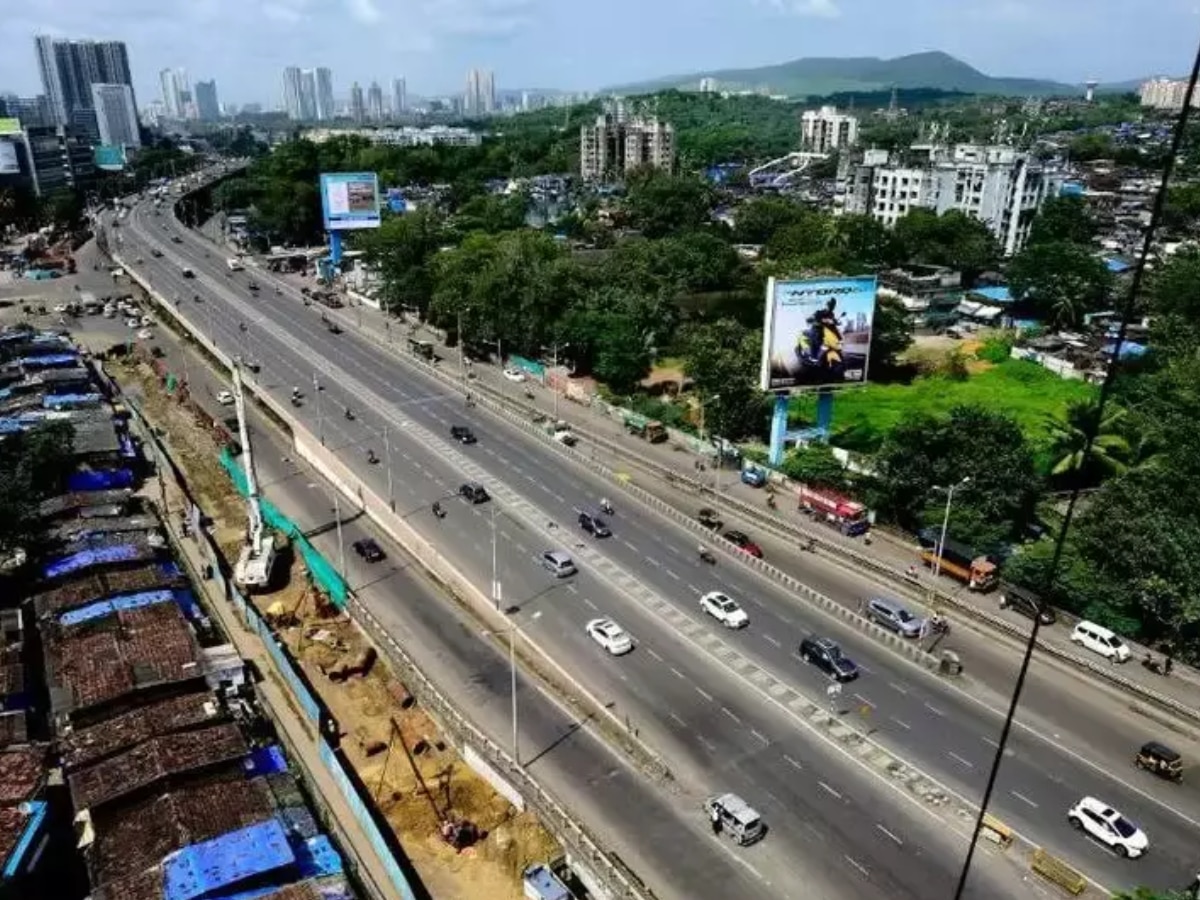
[542,341,570,421]
[384,425,394,512]
[491,505,501,611]
[333,493,346,582]
[312,373,324,445]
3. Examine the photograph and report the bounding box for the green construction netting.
[219,447,347,607]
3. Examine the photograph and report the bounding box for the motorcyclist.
[600,498,613,515]
[344,407,354,420]
[432,501,444,518]
[367,449,378,464]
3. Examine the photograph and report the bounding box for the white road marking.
[622,540,638,553]
[644,556,661,567]
[750,729,769,745]
[890,717,911,730]
[763,634,781,647]
[982,736,1000,748]
[669,712,687,727]
[1010,791,1039,809]
[876,824,903,846]
[948,751,974,769]
[853,693,875,709]
[583,597,598,610]
[698,735,717,752]
[687,584,702,595]
[844,856,870,879]
[924,702,946,717]
[782,754,803,771]
[645,647,663,662]
[670,667,685,679]
[888,681,909,695]
[721,706,741,724]
[694,686,713,702]
[665,568,681,581]
[819,781,842,800]
[565,583,578,594]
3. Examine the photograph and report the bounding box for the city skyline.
[1,0,1195,107]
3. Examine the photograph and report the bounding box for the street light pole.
[542,342,570,421]
[491,505,501,611]
[509,627,518,765]
[312,372,324,446]
[384,425,394,512]
[333,492,346,581]
[933,477,970,581]
[457,310,467,395]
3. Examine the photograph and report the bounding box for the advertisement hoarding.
[319,172,381,231]
[0,118,20,136]
[0,140,18,176]
[760,275,877,391]
[93,144,127,172]
[385,187,407,214]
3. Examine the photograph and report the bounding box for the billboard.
[0,140,17,176]
[94,144,127,172]
[385,187,407,214]
[319,172,381,231]
[0,118,20,136]
[760,275,877,391]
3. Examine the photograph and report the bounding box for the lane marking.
[947,751,974,769]
[876,824,903,846]
[645,647,663,662]
[888,681,909,695]
[763,634,781,648]
[782,754,803,771]
[721,706,741,724]
[665,568,681,581]
[750,729,769,745]
[924,702,946,717]
[669,712,687,728]
[818,781,842,800]
[694,686,713,702]
[670,667,685,680]
[1011,791,1039,809]
[853,693,875,709]
[890,717,911,730]
[583,597,598,611]
[844,856,870,879]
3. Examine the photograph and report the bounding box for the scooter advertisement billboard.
[759,275,877,391]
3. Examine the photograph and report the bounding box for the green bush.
[977,334,1015,364]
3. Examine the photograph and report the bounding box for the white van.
[227,257,244,271]
[1070,620,1131,662]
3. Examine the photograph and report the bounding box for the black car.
[150,248,163,258]
[451,425,477,445]
[327,322,342,334]
[459,482,489,504]
[578,511,611,538]
[799,636,859,682]
[171,235,182,244]
[248,280,260,291]
[352,538,385,563]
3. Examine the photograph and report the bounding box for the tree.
[623,168,714,238]
[1145,246,1200,352]
[1007,241,1114,328]
[1026,195,1097,247]
[1111,887,1192,900]
[830,214,902,271]
[357,209,447,318]
[765,211,834,264]
[868,293,914,376]
[43,190,84,231]
[1067,132,1114,162]
[780,444,847,489]
[558,288,654,394]
[0,422,74,556]
[869,404,1039,548]
[1045,399,1131,487]
[679,318,766,439]
[894,209,1000,284]
[733,197,811,245]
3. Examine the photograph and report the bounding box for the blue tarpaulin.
[1,801,47,878]
[292,836,343,879]
[43,393,101,409]
[58,587,177,626]
[243,745,289,778]
[42,543,147,579]
[163,819,296,900]
[67,469,135,491]
[20,353,79,369]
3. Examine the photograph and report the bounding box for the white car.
[137,328,154,340]
[125,317,141,329]
[586,618,633,655]
[1067,797,1148,858]
[140,315,154,326]
[216,390,235,406]
[502,367,526,383]
[700,591,749,628]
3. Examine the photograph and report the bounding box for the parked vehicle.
[1135,741,1182,783]
[918,529,998,592]
[703,794,765,846]
[866,597,924,638]
[798,484,870,536]
[623,412,668,443]
[1071,620,1130,662]
[998,582,1056,624]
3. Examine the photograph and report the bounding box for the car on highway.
[150,249,162,258]
[586,617,633,655]
[577,511,611,538]
[866,597,925,638]
[181,267,195,279]
[722,530,764,558]
[137,328,154,340]
[798,636,859,681]
[352,538,386,563]
[248,280,260,292]
[700,591,748,628]
[171,235,182,244]
[459,482,489,504]
[450,425,477,445]
[1070,620,1131,662]
[541,550,577,578]
[1067,796,1148,858]
[216,390,235,406]
[327,321,342,334]
[740,465,767,487]
[125,317,141,329]
[502,367,526,383]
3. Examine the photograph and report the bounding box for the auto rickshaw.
[1135,740,1183,783]
[697,508,723,531]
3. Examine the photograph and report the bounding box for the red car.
[722,530,763,559]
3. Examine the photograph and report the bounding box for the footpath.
[271,276,1200,724]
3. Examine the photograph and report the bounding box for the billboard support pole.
[816,389,834,435]
[768,394,790,467]
[328,231,343,267]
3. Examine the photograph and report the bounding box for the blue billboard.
[385,188,407,214]
[319,172,381,231]
[760,275,877,391]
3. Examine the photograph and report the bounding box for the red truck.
[797,485,871,536]
[918,529,998,592]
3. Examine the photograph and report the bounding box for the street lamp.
[383,425,395,512]
[932,477,970,582]
[332,493,347,582]
[482,625,519,765]
[312,372,324,446]
[490,504,502,612]
[541,342,571,421]
[699,393,721,490]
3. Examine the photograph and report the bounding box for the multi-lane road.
[112,189,1200,897]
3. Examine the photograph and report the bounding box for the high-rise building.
[282,66,304,120]
[367,81,384,121]
[314,68,335,121]
[392,77,407,116]
[349,82,366,123]
[194,80,220,121]
[299,70,318,120]
[90,83,140,148]
[36,36,135,128]
[464,68,496,115]
[1139,77,1200,111]
[159,67,190,119]
[800,106,858,153]
[580,113,675,180]
[699,77,718,93]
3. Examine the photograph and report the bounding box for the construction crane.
[231,364,276,591]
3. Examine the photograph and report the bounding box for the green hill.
[606,51,1075,99]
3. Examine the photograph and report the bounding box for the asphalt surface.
[110,195,1200,895]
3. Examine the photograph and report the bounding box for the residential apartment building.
[90,83,140,148]
[281,66,304,120]
[314,68,335,121]
[580,114,675,180]
[36,36,136,132]
[349,82,366,124]
[800,105,858,153]
[1139,77,1199,110]
[193,80,220,121]
[838,143,1062,256]
[159,67,191,119]
[464,69,496,116]
[367,81,384,121]
[392,78,407,116]
[23,124,97,195]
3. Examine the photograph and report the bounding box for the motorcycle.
[432,502,446,519]
[290,397,302,408]
[929,615,950,637]
[600,500,614,516]
[766,494,777,510]
[792,301,846,381]
[366,450,378,465]
[697,546,717,565]
[344,408,355,421]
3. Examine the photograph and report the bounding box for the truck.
[623,412,668,443]
[918,528,998,592]
[797,484,870,536]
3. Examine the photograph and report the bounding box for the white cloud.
[345,0,382,24]
[754,0,840,18]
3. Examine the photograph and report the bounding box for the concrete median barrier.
[1030,848,1087,895]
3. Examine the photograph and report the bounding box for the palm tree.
[1046,399,1131,483]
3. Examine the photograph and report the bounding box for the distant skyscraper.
[159,67,190,119]
[36,36,136,128]
[349,82,365,123]
[299,70,318,120]
[392,77,407,115]
[194,80,220,121]
[91,83,141,148]
[314,68,335,120]
[367,81,384,121]
[464,68,495,115]
[282,66,304,120]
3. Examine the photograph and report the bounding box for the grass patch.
[791,359,1098,454]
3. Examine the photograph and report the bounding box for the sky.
[1,0,1197,107]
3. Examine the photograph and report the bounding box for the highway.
[116,193,1200,895]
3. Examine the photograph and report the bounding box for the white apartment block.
[306,126,481,147]
[1139,77,1199,111]
[580,114,674,180]
[800,105,858,153]
[840,144,1062,257]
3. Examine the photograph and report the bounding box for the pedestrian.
[710,806,722,836]
[1165,655,1174,676]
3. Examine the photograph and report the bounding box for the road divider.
[1031,848,1087,895]
[980,814,1014,849]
